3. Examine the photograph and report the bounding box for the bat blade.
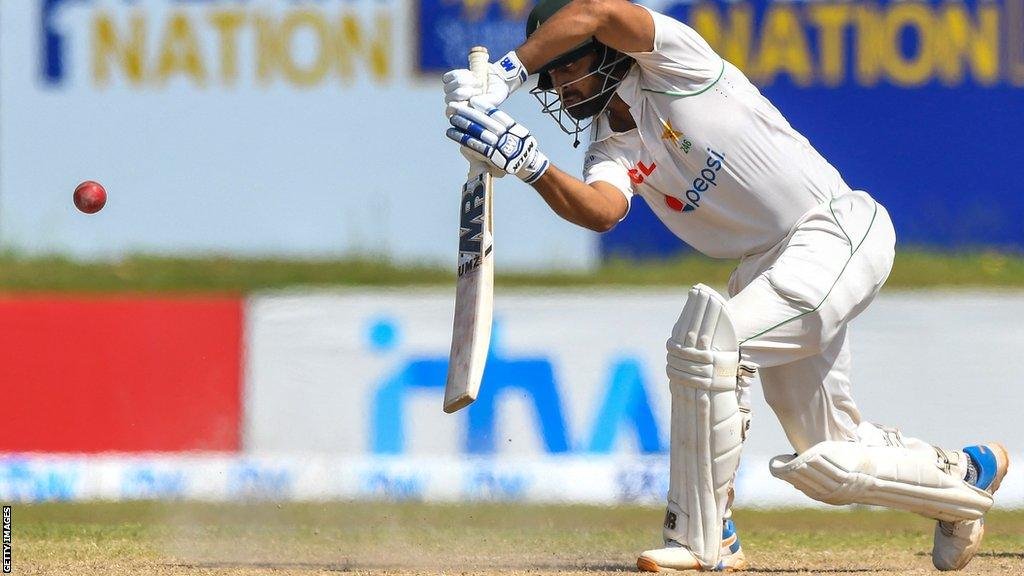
[444,168,494,413]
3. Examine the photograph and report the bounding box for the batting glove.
[443,51,528,111]
[446,98,550,184]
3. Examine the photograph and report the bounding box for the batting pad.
[770,441,994,522]
[664,284,744,569]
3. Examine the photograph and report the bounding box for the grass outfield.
[0,251,1023,292]
[9,501,1024,575]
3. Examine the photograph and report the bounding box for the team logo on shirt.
[663,148,726,213]
[660,119,692,154]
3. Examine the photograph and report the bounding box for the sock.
[963,453,979,487]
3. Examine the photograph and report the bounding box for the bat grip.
[466,47,491,175]
[468,46,489,93]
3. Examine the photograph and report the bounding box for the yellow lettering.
[756,5,813,86]
[208,10,246,87]
[156,12,206,85]
[934,2,1000,86]
[463,0,531,20]
[92,12,145,86]
[808,4,852,86]
[336,12,391,83]
[689,3,756,76]
[89,6,404,89]
[279,10,331,86]
[255,14,278,84]
[854,4,884,86]
[883,3,933,87]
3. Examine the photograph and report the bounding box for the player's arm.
[530,166,627,232]
[445,99,627,233]
[517,0,655,71]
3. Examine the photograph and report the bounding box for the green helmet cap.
[527,0,600,90]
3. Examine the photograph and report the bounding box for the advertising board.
[0,296,244,452]
[0,289,1022,507]
[244,290,1024,459]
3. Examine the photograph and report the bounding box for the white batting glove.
[442,51,527,111]
[446,98,550,184]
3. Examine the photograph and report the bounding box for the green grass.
[9,501,1024,575]
[0,250,1021,293]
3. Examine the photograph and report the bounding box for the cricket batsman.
[442,0,1009,571]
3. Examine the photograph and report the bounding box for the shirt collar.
[589,65,642,144]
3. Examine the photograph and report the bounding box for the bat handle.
[466,47,490,175]
[468,46,489,92]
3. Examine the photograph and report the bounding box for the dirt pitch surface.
[8,502,1024,575]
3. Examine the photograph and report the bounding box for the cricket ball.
[74,180,106,214]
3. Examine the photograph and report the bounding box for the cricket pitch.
[10,501,1024,575]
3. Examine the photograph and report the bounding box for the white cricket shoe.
[637,518,748,572]
[932,443,1009,571]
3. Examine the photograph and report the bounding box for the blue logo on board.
[367,317,665,455]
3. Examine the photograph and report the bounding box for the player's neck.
[606,95,636,133]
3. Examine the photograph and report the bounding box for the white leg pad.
[664,284,743,570]
[770,441,994,522]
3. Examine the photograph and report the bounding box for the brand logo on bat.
[458,181,490,276]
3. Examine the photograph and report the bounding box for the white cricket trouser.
[725,190,897,453]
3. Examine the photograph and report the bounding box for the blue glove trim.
[462,119,488,140]
[445,128,493,157]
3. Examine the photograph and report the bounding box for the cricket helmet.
[526,0,633,146]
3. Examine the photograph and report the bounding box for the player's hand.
[446,98,550,184]
[442,51,528,111]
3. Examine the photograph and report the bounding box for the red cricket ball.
[74,181,106,214]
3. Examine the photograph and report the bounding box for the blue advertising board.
[417,0,530,73]
[417,0,1024,256]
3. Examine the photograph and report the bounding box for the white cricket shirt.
[584,7,852,259]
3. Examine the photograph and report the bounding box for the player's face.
[549,51,605,120]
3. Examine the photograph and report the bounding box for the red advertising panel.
[0,296,243,452]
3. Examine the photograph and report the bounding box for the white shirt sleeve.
[624,6,723,93]
[583,145,633,221]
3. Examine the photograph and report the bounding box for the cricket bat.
[444,46,494,414]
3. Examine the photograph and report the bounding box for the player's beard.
[562,89,616,120]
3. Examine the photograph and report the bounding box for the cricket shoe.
[637,518,748,572]
[932,443,1010,571]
